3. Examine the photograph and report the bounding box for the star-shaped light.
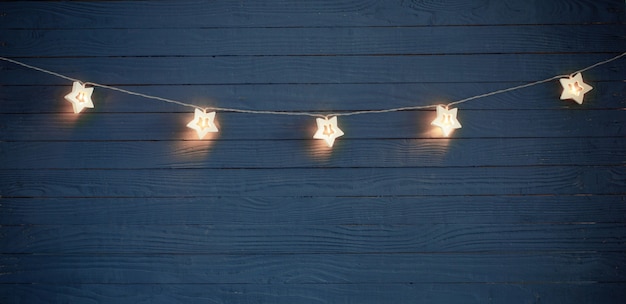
[187,108,218,139]
[559,72,593,104]
[313,116,344,147]
[64,81,94,114]
[431,105,462,137]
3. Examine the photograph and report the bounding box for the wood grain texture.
[2,25,625,57]
[1,223,624,254]
[2,54,624,86]
[1,138,625,169]
[1,252,623,283]
[2,282,625,304]
[1,82,626,114]
[1,0,623,29]
[1,0,625,303]
[1,195,624,225]
[1,110,625,141]
[2,166,624,197]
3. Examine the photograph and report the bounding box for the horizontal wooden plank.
[1,54,623,85]
[1,252,622,284]
[1,195,624,226]
[1,282,625,304]
[2,25,624,57]
[2,82,625,113]
[1,0,623,29]
[1,166,624,197]
[1,138,624,169]
[1,110,624,141]
[1,223,624,254]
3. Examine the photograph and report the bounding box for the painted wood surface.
[2,0,624,28]
[2,81,626,113]
[1,0,625,303]
[3,54,625,86]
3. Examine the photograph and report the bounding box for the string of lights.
[1,52,624,147]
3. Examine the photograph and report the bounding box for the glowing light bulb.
[76,92,86,102]
[569,82,583,96]
[323,124,335,136]
[64,81,94,114]
[187,108,218,139]
[559,73,592,104]
[431,105,462,137]
[313,116,344,147]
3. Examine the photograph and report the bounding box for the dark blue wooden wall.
[1,1,625,303]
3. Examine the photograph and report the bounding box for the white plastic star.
[64,81,94,114]
[431,105,462,137]
[187,108,218,139]
[313,116,344,147]
[559,72,593,104]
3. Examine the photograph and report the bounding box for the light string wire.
[1,52,625,118]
